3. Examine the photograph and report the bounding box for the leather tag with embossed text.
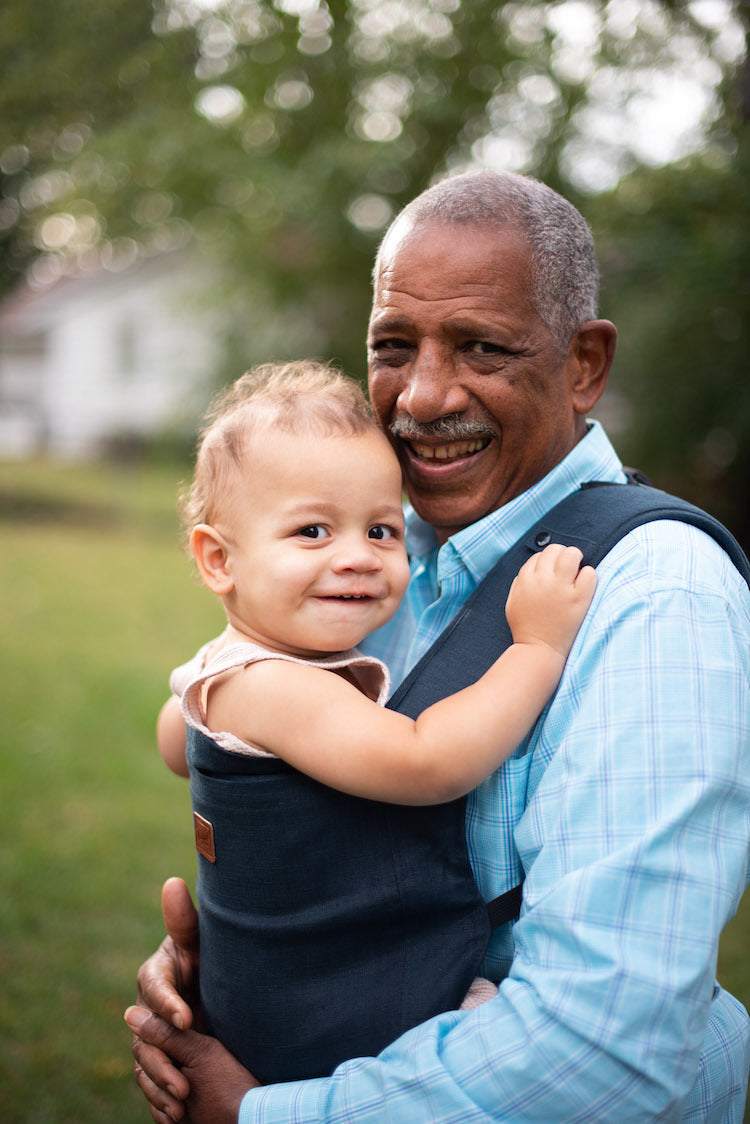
[193,812,216,863]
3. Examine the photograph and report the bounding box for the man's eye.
[368,524,395,541]
[297,524,329,540]
[467,340,505,355]
[371,338,410,355]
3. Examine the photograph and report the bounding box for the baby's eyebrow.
[284,499,337,515]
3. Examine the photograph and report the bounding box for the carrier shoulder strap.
[388,477,750,928]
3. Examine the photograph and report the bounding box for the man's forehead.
[376,217,528,270]
[377,212,418,266]
[371,219,533,312]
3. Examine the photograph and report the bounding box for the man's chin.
[404,484,491,542]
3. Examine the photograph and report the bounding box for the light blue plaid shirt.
[241,422,750,1122]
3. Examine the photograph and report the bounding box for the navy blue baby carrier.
[188,479,750,1085]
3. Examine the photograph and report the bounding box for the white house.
[0,252,220,459]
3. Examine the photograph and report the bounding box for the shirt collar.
[404,420,626,585]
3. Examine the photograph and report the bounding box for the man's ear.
[190,524,235,595]
[567,319,617,415]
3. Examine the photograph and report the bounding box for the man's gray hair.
[376,170,599,349]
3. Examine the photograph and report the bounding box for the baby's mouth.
[408,436,491,463]
[318,593,373,601]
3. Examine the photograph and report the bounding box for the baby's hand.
[506,545,597,659]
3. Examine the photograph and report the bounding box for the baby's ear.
[190,524,234,594]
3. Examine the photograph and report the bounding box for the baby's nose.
[330,539,383,573]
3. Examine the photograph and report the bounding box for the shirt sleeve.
[239,522,750,1123]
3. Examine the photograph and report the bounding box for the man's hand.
[137,877,201,1032]
[129,877,202,1120]
[126,1006,258,1124]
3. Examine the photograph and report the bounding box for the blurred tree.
[0,0,196,287]
[1,0,744,377]
[590,5,750,548]
[0,0,747,538]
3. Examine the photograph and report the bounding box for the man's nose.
[395,343,469,422]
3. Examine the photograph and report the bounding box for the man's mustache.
[388,414,498,444]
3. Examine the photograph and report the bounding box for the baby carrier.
[189,477,750,1084]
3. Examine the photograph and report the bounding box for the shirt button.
[535,531,551,548]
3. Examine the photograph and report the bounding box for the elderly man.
[128,170,750,1122]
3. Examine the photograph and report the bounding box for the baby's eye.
[368,524,396,541]
[297,524,330,540]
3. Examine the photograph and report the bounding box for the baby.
[157,359,596,1083]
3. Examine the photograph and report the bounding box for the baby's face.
[214,425,410,657]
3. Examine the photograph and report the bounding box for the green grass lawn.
[0,457,748,1122]
[0,458,223,1122]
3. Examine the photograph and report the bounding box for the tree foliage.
[1,0,748,538]
[589,9,750,547]
[592,132,750,546]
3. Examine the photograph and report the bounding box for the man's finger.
[126,1007,202,1098]
[130,1034,190,1102]
[136,938,194,1031]
[133,1057,187,1123]
[126,1005,204,1067]
[162,877,200,955]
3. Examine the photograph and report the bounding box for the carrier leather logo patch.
[194,813,216,863]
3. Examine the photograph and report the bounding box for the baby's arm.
[157,695,189,778]
[205,545,596,805]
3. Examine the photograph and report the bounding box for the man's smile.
[388,413,497,471]
[408,436,491,462]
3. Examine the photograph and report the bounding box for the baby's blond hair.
[180,360,375,538]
